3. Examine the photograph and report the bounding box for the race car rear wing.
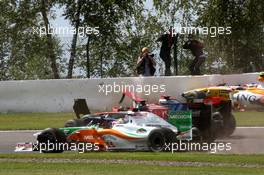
[73,99,91,118]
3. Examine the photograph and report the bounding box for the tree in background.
[40,0,60,79]
[61,0,141,78]
[197,0,264,73]
[0,0,263,80]
[0,0,62,80]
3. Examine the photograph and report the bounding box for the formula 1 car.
[231,73,264,110]
[64,91,170,127]
[65,90,229,141]
[183,83,264,111]
[231,86,264,110]
[25,112,181,153]
[182,86,236,137]
[115,91,231,140]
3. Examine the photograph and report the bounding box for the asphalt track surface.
[0,127,264,154]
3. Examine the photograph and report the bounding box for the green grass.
[0,153,264,175]
[233,111,264,126]
[0,161,263,175]
[0,152,264,165]
[0,113,73,130]
[0,111,263,130]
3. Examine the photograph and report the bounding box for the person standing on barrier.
[157,28,178,76]
[136,47,156,76]
[183,35,206,75]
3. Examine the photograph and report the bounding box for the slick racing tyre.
[161,128,177,143]
[37,128,66,153]
[201,112,223,143]
[160,128,177,152]
[147,129,166,152]
[192,127,202,142]
[222,114,236,137]
[211,112,224,138]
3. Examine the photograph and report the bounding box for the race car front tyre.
[147,129,166,152]
[37,128,66,153]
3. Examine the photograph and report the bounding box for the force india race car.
[16,111,192,153]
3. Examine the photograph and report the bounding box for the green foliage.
[72,0,163,77]
[197,0,264,73]
[0,0,62,80]
[0,0,263,79]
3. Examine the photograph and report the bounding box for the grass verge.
[0,152,264,175]
[1,161,263,175]
[0,111,263,130]
[233,111,264,126]
[0,113,73,130]
[0,152,264,165]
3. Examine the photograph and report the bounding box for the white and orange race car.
[16,111,190,153]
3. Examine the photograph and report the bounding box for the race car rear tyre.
[223,114,236,137]
[192,127,202,142]
[148,129,166,152]
[211,112,224,138]
[37,128,66,153]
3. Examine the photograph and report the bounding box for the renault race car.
[181,81,264,136]
[182,86,236,137]
[231,72,264,110]
[231,86,264,110]
[16,112,187,153]
[182,83,264,110]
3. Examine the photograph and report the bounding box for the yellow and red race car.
[232,86,264,110]
[182,72,264,110]
[232,72,264,109]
